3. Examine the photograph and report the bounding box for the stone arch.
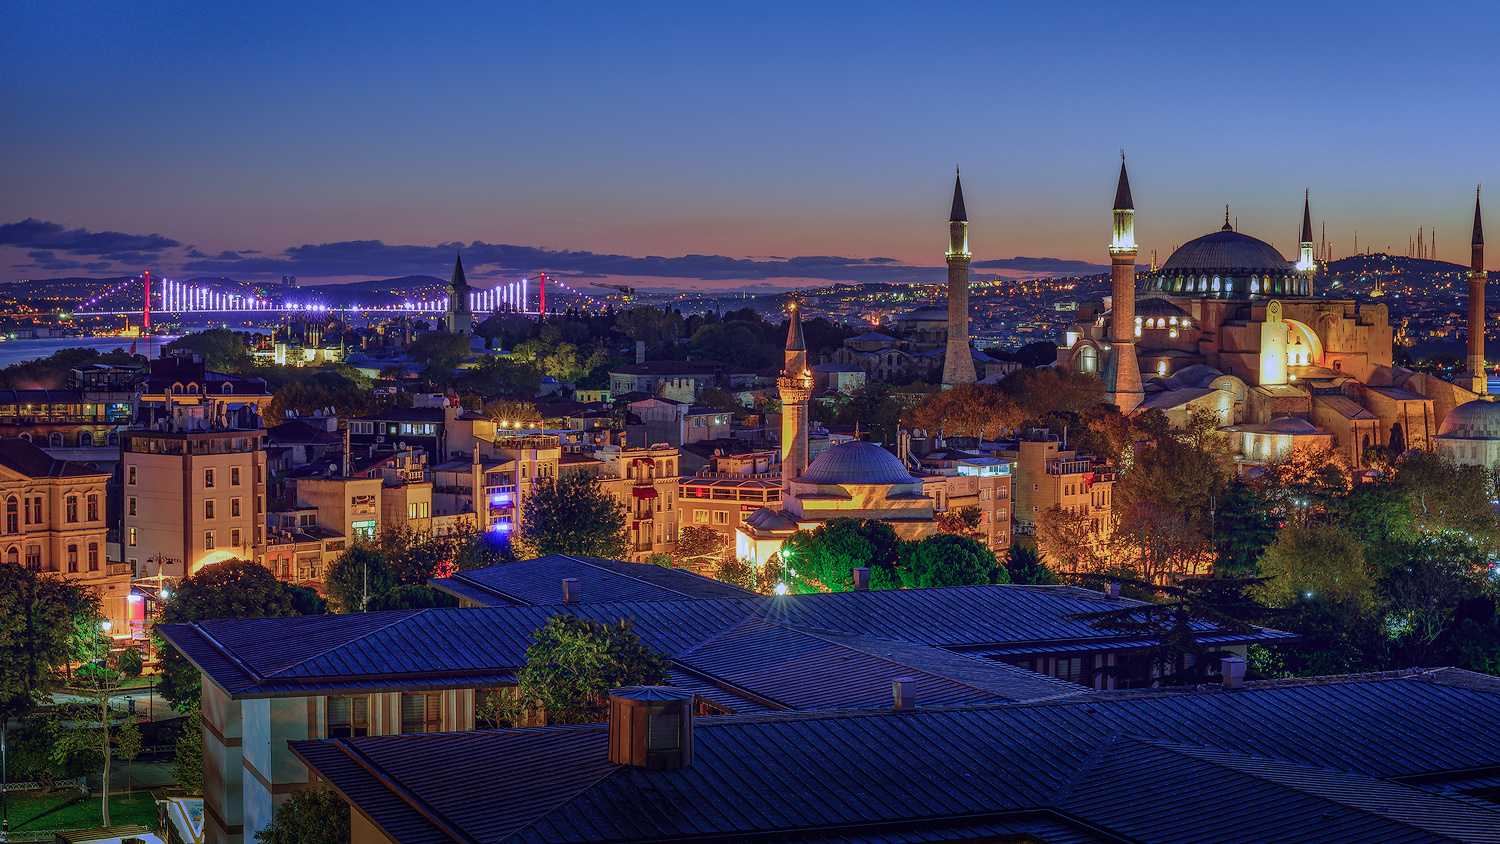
[1284,318,1324,366]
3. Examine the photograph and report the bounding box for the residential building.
[159,565,1294,842]
[0,438,123,628]
[607,360,755,400]
[994,429,1114,552]
[138,351,273,427]
[591,443,680,562]
[294,669,1500,844]
[121,403,267,578]
[678,450,780,546]
[625,397,732,448]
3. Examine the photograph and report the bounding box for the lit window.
[87,495,98,521]
[66,496,78,523]
[128,527,137,546]
[204,531,216,550]
[127,466,136,485]
[204,468,215,488]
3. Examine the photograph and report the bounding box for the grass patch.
[8,791,159,831]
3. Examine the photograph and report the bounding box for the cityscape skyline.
[4,2,1499,289]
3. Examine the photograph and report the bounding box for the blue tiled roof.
[428,554,754,605]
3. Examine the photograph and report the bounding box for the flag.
[129,339,137,356]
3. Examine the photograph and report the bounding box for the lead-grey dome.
[1160,230,1293,273]
[798,441,918,486]
[1438,399,1500,440]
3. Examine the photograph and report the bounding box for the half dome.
[798,441,918,486]
[1160,230,1294,274]
[1438,399,1500,440]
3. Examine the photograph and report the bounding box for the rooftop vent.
[562,578,580,604]
[1106,582,1121,600]
[1221,657,1246,690]
[608,686,694,770]
[851,568,870,591]
[893,677,916,711]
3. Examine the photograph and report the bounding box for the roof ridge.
[332,737,482,844]
[1049,731,1127,806]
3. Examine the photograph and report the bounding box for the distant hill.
[1327,253,1467,276]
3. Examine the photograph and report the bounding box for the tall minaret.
[941,170,977,386]
[1107,156,1143,413]
[777,303,812,503]
[1297,190,1315,272]
[446,253,474,334]
[1465,187,1488,395]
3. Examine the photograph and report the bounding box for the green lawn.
[7,791,159,831]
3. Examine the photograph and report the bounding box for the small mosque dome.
[1160,230,1294,274]
[1262,416,1319,434]
[1438,399,1500,440]
[799,441,918,486]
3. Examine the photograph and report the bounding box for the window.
[231,528,241,547]
[49,432,63,447]
[204,468,215,488]
[29,497,41,525]
[6,498,16,533]
[66,496,78,523]
[79,432,93,447]
[693,509,710,523]
[401,692,443,734]
[128,527,137,546]
[24,545,40,571]
[87,495,98,521]
[88,542,99,571]
[128,497,137,516]
[204,500,215,519]
[231,467,241,486]
[326,696,369,738]
[127,466,136,485]
[4,547,14,566]
[204,531,216,550]
[67,544,78,573]
[231,498,241,518]
[712,510,729,525]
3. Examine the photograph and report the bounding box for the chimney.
[1221,657,1246,690]
[562,577,580,603]
[608,686,694,770]
[1106,582,1121,600]
[851,568,870,591]
[635,340,646,365]
[893,677,916,711]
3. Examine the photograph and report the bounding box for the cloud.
[0,218,179,259]
[970,256,1106,275]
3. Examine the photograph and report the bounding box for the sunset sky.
[3,1,1497,289]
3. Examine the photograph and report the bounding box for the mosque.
[1056,161,1498,470]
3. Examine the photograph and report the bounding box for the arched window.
[107,433,118,446]
[1213,277,1221,292]
[1156,361,1167,375]
[6,498,16,533]
[172,383,184,395]
[79,432,93,447]
[88,542,99,571]
[48,433,62,447]
[4,546,15,566]
[188,383,200,395]
[221,384,233,394]
[18,433,30,443]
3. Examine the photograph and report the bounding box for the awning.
[631,486,659,499]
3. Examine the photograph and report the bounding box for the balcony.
[107,562,132,577]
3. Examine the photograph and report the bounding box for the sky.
[3,1,1498,291]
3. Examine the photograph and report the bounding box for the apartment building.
[993,428,1115,553]
[678,450,780,546]
[0,438,124,628]
[122,404,268,578]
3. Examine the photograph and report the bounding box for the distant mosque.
[1054,160,1495,470]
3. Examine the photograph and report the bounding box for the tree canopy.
[0,565,99,721]
[517,472,628,559]
[503,616,671,726]
[780,518,901,592]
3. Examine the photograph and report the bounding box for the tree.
[516,472,628,560]
[0,564,99,722]
[675,525,727,569]
[1256,523,1374,612]
[116,718,143,795]
[780,518,901,592]
[1394,450,1499,541]
[155,560,301,705]
[504,616,670,726]
[165,328,252,372]
[172,702,204,796]
[1389,422,1407,455]
[324,546,395,613]
[409,330,471,373]
[899,534,1002,588]
[448,520,515,571]
[936,505,986,539]
[254,784,351,844]
[712,556,786,595]
[53,641,132,826]
[1212,477,1278,578]
[1005,544,1057,585]
[1115,501,1215,585]
[996,366,1105,421]
[364,585,460,611]
[1034,505,1108,576]
[903,384,1016,440]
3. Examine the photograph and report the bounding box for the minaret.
[777,303,812,503]
[1296,189,1315,272]
[1465,187,1488,395]
[1106,156,1143,413]
[446,253,474,334]
[941,170,977,386]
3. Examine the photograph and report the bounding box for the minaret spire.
[1105,155,1143,413]
[942,170,977,385]
[1465,186,1488,395]
[777,299,813,502]
[446,252,474,334]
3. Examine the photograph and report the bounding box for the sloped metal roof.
[428,553,754,606]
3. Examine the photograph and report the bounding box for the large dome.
[798,441,918,486]
[1438,399,1500,440]
[1160,229,1293,273]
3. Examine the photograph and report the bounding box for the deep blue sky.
[2,1,1496,288]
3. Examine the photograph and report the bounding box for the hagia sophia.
[738,164,1500,568]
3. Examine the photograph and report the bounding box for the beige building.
[122,407,268,578]
[995,430,1115,558]
[679,450,781,547]
[293,476,383,545]
[0,438,124,628]
[591,444,681,562]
